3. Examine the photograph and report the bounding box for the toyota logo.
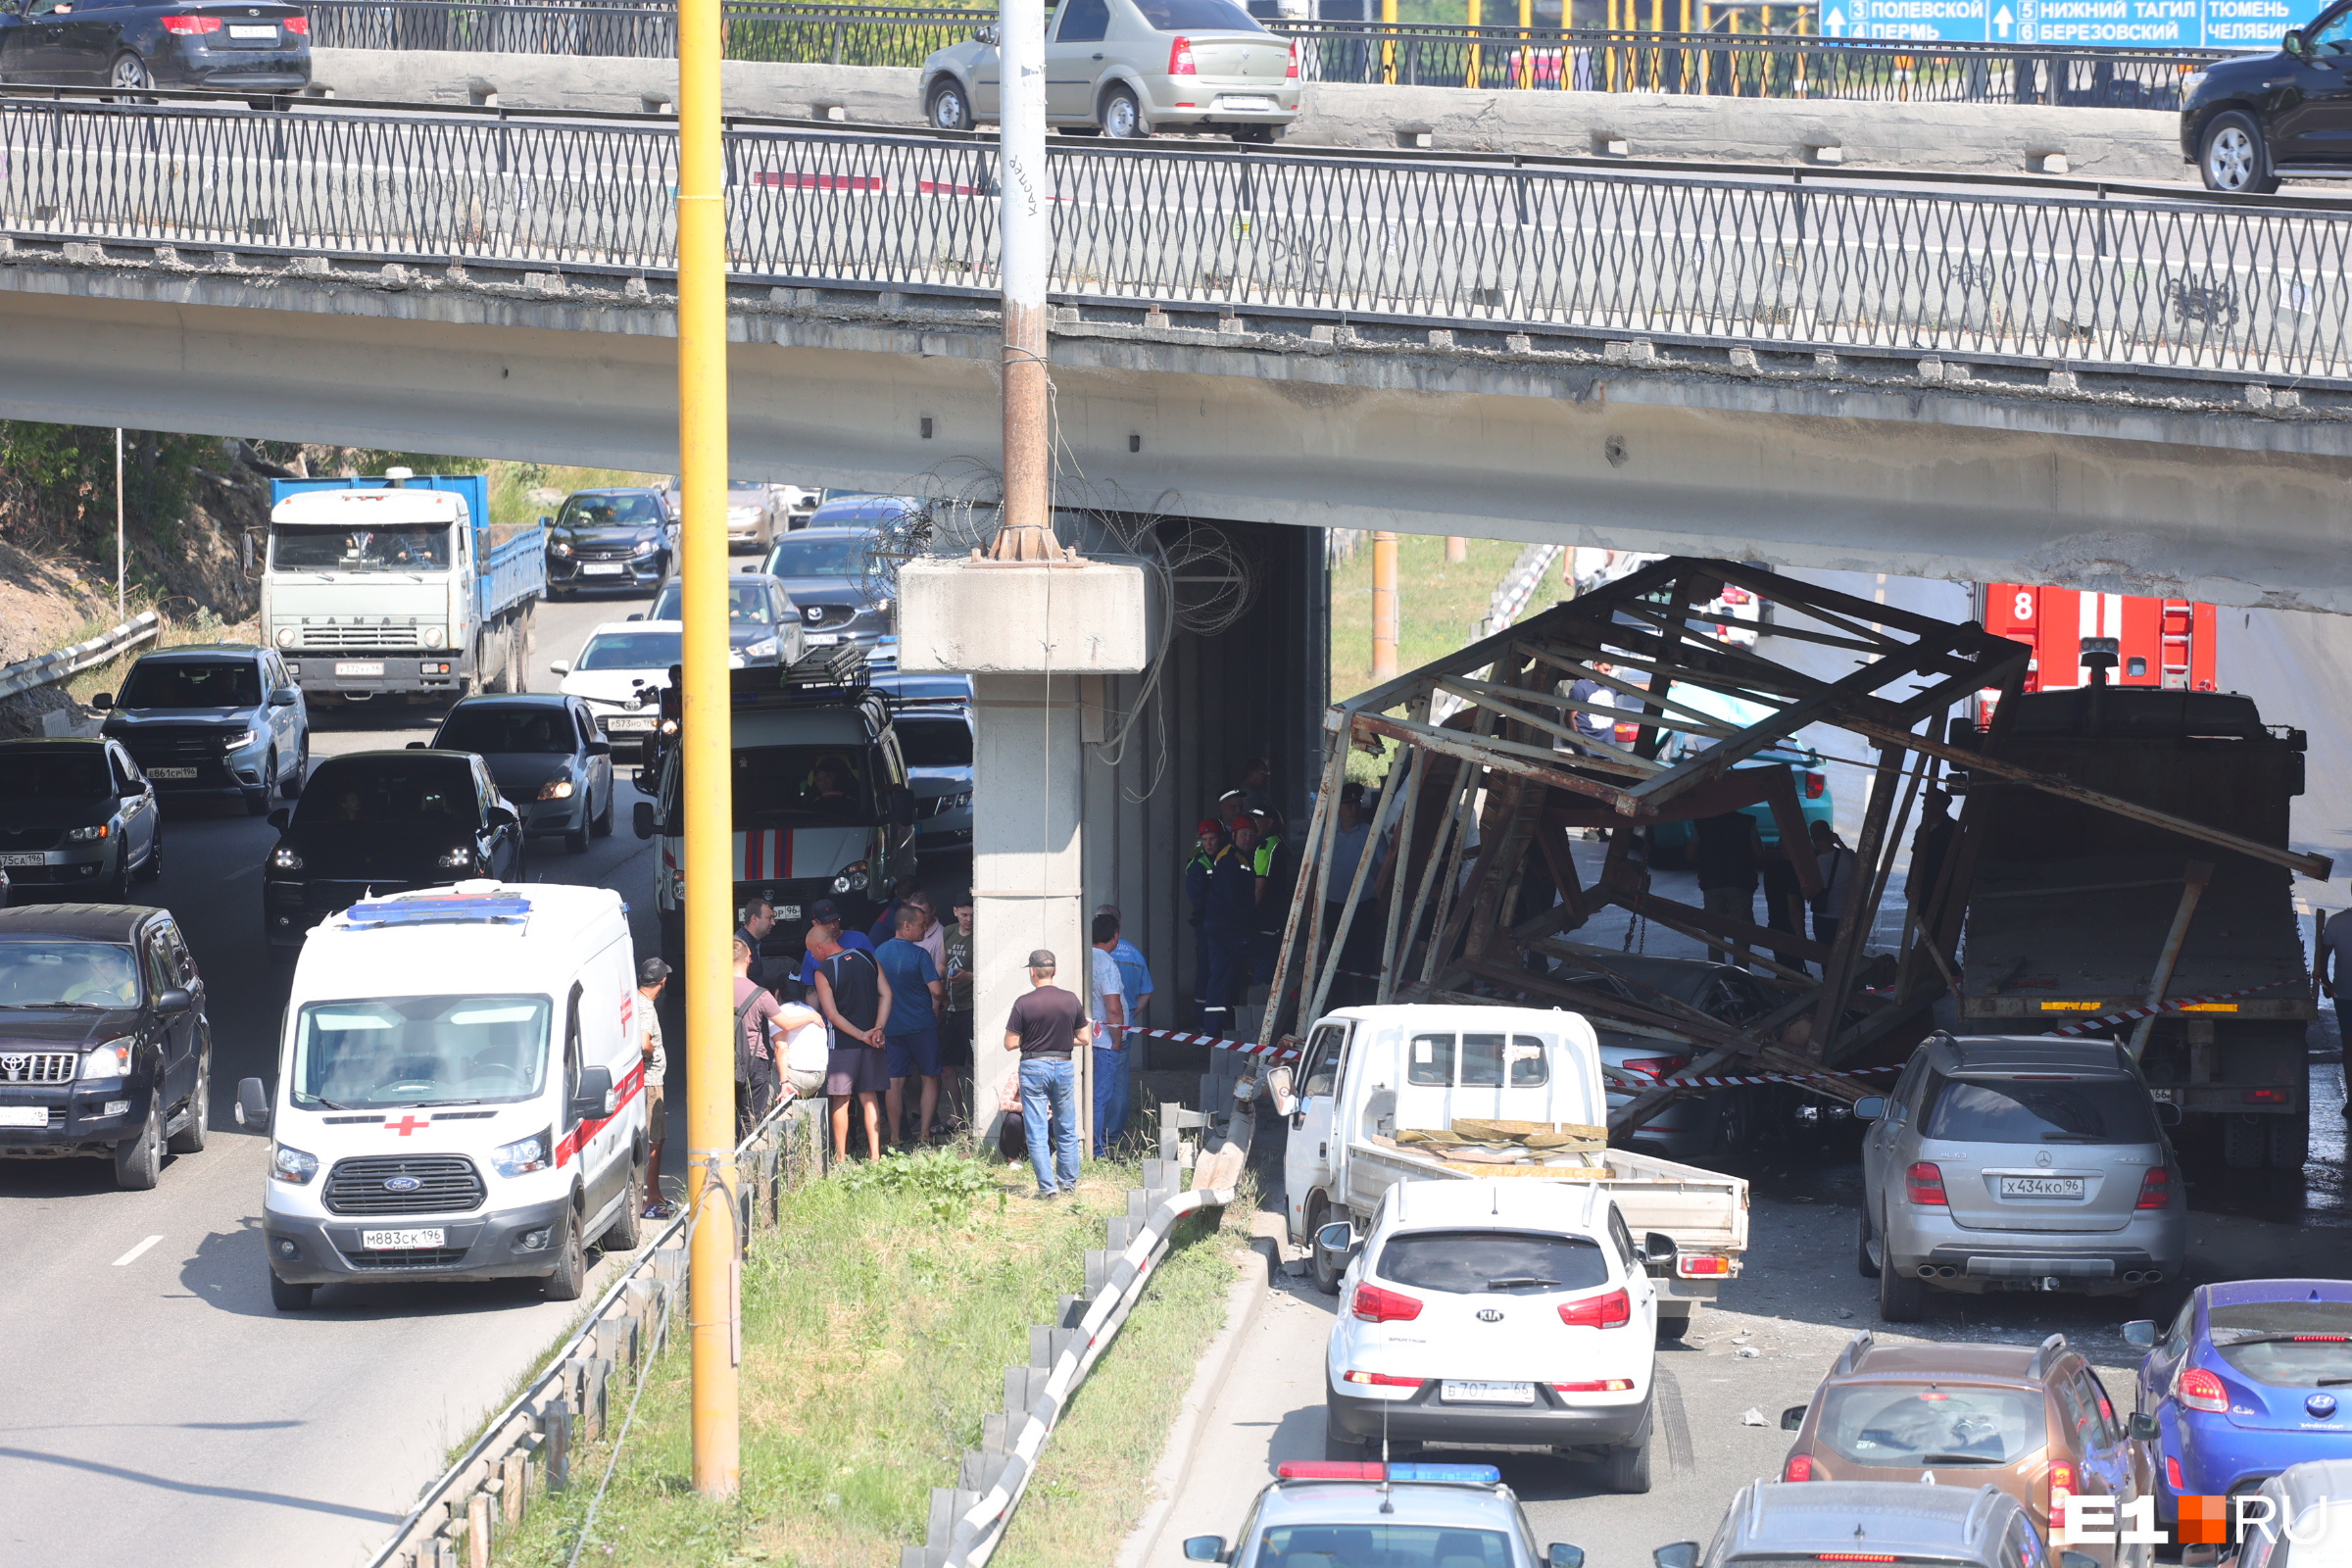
[383,1175,422,1193]
[1476,1307,1504,1323]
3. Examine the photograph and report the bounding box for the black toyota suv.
[2181,9,2352,192]
[544,487,676,596]
[0,904,211,1190]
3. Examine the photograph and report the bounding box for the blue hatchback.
[2126,1279,2352,1523]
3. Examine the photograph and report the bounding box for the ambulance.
[237,881,646,1311]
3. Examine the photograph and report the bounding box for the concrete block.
[1218,315,1246,334]
[2047,368,2079,392]
[896,557,1152,674]
[1813,352,1840,373]
[522,271,567,294]
[2248,383,2275,409]
[61,242,102,265]
[1084,1249,1109,1295]
[1427,328,1454,348]
[1311,323,1337,343]
[1729,346,1758,370]
[2276,388,2303,408]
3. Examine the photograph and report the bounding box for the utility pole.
[990,0,1054,561]
[1371,531,1399,680]
[677,0,739,1499]
[114,429,124,617]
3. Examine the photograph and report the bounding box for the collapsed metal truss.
[1264,557,2330,1137]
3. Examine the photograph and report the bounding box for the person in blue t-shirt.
[875,905,945,1145]
[797,898,874,993]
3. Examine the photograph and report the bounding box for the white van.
[238,881,645,1311]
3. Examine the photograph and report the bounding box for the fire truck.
[1975,584,2218,725]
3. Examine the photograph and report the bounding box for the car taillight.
[1287,38,1298,75]
[1804,771,1827,799]
[2244,1089,2289,1104]
[1169,34,1196,73]
[162,14,222,31]
[1343,1369,1424,1387]
[2167,1455,2184,1490]
[1905,1161,1947,1205]
[2136,1167,2172,1208]
[1351,1283,1422,1323]
[1619,1056,1685,1082]
[2047,1460,2076,1512]
[283,14,308,31]
[1785,1454,1817,1482]
[1679,1253,1732,1278]
[2180,1368,2230,1413]
[1559,1287,1631,1329]
[1554,1378,1636,1392]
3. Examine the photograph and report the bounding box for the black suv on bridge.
[2181,7,2352,192]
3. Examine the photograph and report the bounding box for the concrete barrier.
[309,48,2187,181]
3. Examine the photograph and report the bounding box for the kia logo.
[1476,1307,1504,1323]
[383,1175,422,1193]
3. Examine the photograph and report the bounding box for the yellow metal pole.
[1381,0,1396,84]
[1466,0,1481,88]
[1371,532,1399,681]
[678,0,739,1501]
[1699,0,1710,90]
[1606,0,1617,89]
[1646,0,1660,87]
[1678,0,1690,88]
[1728,6,1739,94]
[1516,0,1530,89]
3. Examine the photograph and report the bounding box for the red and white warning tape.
[2046,982,2297,1038]
[1119,1026,1299,1061]
[1647,1064,1898,1088]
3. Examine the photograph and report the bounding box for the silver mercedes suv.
[1855,1033,2184,1321]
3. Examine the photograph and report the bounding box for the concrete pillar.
[897,556,1150,1141]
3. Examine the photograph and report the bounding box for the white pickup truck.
[1280,1004,1748,1341]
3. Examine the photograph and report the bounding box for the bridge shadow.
[182,1213,587,1321]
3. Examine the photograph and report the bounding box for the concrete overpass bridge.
[5,90,2352,611]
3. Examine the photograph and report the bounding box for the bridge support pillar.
[898,557,1151,1147]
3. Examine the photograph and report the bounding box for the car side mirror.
[90,691,112,710]
[1852,1096,1886,1121]
[2122,1319,2158,1348]
[571,1064,615,1123]
[155,987,193,1013]
[537,514,554,527]
[974,21,999,44]
[406,740,428,750]
[2157,1101,2182,1127]
[487,805,518,829]
[268,808,290,830]
[2128,1411,2160,1442]
[587,739,612,757]
[634,800,657,839]
[1782,1404,1809,1431]
[1548,1549,1586,1568]
[549,660,570,675]
[1181,1540,1226,1564]
[269,689,296,707]
[1313,1220,1359,1271]
[235,1076,271,1132]
[2285,25,2306,53]
[626,612,643,622]
[2063,1553,2102,1568]
[1655,1544,1701,1568]
[1642,1231,1678,1270]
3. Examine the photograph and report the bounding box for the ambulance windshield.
[292,994,552,1108]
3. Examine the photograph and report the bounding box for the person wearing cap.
[1185,818,1223,1021]
[810,915,893,1160]
[635,957,673,1219]
[1197,824,1256,1037]
[1217,789,1250,834]
[1004,949,1090,1198]
[796,898,874,993]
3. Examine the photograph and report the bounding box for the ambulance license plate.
[363,1227,447,1250]
[1441,1380,1534,1404]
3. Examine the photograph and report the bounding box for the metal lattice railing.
[300,1,2223,108]
[6,99,2346,382]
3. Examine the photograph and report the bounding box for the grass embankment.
[483,464,667,529]
[490,1149,1249,1568]
[1329,532,1528,784]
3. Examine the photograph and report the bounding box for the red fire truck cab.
[1976,584,2218,725]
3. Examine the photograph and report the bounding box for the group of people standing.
[1185,757,1298,1038]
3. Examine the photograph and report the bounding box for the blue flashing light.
[344,895,533,927]
[1387,1464,1502,1484]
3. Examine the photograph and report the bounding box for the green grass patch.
[488,1151,1250,1568]
[1328,533,1526,709]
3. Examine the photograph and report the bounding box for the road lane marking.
[112,1234,164,1266]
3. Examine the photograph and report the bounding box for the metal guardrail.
[0,611,161,702]
[300,1,2224,108]
[8,98,2351,385]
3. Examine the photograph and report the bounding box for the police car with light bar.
[1183,1461,1584,1568]
[237,881,646,1312]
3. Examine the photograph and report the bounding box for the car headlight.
[270,1143,319,1185]
[493,1127,553,1178]
[422,624,447,649]
[550,539,573,558]
[947,791,972,809]
[436,846,476,869]
[832,859,870,895]
[270,845,304,871]
[631,538,658,558]
[220,728,258,750]
[743,637,778,659]
[2182,70,2207,94]
[80,1039,132,1080]
[275,627,297,647]
[537,778,575,801]
[66,824,110,842]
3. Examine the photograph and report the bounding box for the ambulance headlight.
[270,1143,319,1185]
[494,1128,552,1178]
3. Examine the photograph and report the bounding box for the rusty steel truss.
[1262,557,2331,1138]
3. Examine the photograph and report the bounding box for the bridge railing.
[4,98,2343,383]
[301,1,2225,108]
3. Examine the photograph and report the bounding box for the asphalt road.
[0,582,679,1568]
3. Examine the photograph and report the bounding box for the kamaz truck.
[631,648,919,972]
[1954,667,2317,1170]
[264,470,544,706]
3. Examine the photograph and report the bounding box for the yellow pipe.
[1466,0,1481,89]
[1647,0,1660,86]
[1678,0,1690,89]
[1605,0,1617,90]
[1699,0,1710,90]
[1381,0,1396,85]
[678,0,739,1502]
[1517,0,1531,89]
[1371,533,1399,680]
[1728,6,1739,95]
